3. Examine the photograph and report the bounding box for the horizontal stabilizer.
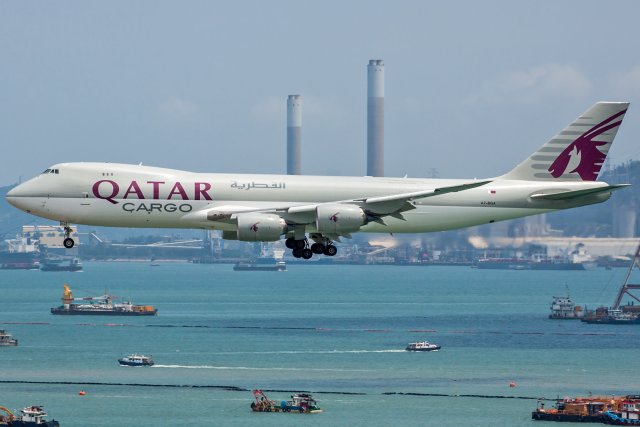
[530,184,630,201]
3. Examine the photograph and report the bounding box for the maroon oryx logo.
[329,213,339,223]
[548,109,626,181]
[250,222,259,232]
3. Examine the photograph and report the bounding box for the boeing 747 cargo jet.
[6,102,631,259]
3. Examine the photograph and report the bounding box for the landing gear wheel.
[310,243,325,254]
[63,237,75,249]
[292,248,304,258]
[302,248,313,259]
[294,239,306,249]
[324,245,337,256]
[285,238,295,249]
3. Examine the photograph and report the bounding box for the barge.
[51,284,157,316]
[251,390,322,413]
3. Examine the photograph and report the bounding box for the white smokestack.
[367,59,384,177]
[287,94,302,175]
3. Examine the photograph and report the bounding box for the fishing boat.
[118,354,154,367]
[0,330,18,347]
[405,341,441,352]
[0,405,60,426]
[250,390,322,413]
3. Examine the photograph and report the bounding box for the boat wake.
[152,364,371,372]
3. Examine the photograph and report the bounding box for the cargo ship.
[251,390,322,413]
[233,256,287,271]
[0,405,60,426]
[0,330,18,346]
[40,258,82,272]
[51,284,157,316]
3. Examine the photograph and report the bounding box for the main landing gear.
[285,236,337,260]
[61,223,75,249]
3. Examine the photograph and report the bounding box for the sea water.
[0,263,638,426]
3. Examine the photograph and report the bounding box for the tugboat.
[549,294,584,319]
[405,341,441,352]
[118,354,154,367]
[0,405,60,426]
[0,330,18,347]
[250,390,322,413]
[51,284,157,316]
[532,395,640,423]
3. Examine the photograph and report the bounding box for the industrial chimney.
[367,59,384,177]
[287,95,302,175]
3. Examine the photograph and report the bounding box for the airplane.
[6,102,631,260]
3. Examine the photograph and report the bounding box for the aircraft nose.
[5,181,33,210]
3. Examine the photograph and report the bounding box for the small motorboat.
[118,353,154,366]
[405,341,441,352]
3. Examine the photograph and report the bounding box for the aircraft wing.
[197,180,491,225]
[529,184,630,201]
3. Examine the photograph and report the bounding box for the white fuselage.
[6,162,612,235]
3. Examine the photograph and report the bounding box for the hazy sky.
[2,1,640,185]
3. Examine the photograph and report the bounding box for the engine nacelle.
[235,213,287,242]
[316,204,366,234]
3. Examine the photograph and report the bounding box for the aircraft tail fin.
[501,102,629,181]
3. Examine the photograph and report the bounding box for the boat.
[250,390,322,413]
[0,330,18,347]
[118,354,154,367]
[532,395,637,423]
[582,308,640,325]
[582,242,640,325]
[51,284,157,316]
[40,258,82,272]
[603,397,640,424]
[405,341,441,352]
[0,405,60,426]
[549,294,584,319]
[233,256,287,271]
[476,244,596,271]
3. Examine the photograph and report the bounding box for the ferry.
[0,405,60,426]
[118,354,154,367]
[0,330,18,347]
[51,284,157,316]
[549,295,584,319]
[251,390,322,413]
[405,341,441,352]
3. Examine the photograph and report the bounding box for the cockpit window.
[42,169,51,174]
[41,168,59,174]
[53,169,59,174]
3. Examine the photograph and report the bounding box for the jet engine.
[235,213,287,241]
[316,204,366,234]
